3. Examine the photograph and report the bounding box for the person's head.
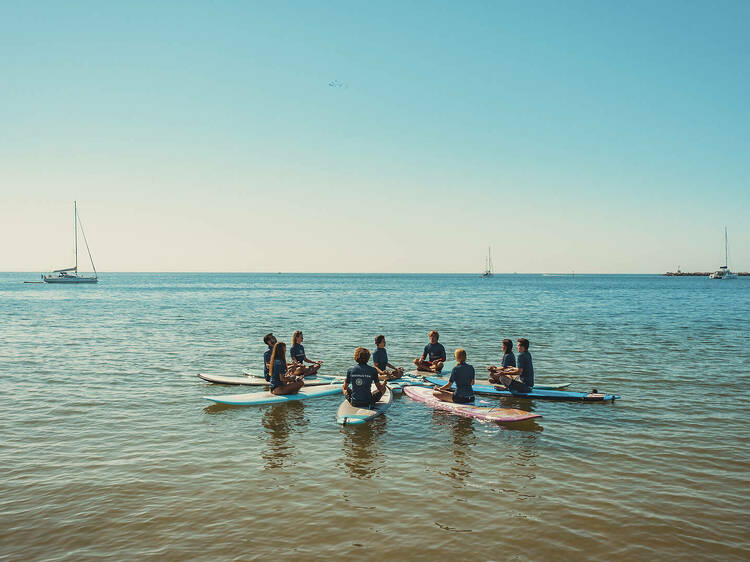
[270,341,287,368]
[375,334,386,348]
[263,333,276,347]
[502,339,513,354]
[428,330,439,343]
[454,348,467,364]
[293,330,303,344]
[517,338,530,352]
[354,347,371,365]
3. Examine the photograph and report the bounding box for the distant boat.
[42,201,98,284]
[480,246,494,278]
[709,227,737,280]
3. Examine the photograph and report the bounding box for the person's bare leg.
[497,373,515,387]
[432,389,454,403]
[432,361,444,373]
[387,369,403,381]
[415,359,431,372]
[271,380,304,395]
[307,363,321,375]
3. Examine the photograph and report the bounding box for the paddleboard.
[425,376,619,402]
[403,386,541,422]
[197,373,339,386]
[336,384,393,425]
[205,384,342,406]
[479,379,570,390]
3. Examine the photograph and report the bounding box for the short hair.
[374,334,385,345]
[292,330,303,343]
[454,348,467,363]
[263,333,275,345]
[428,330,439,339]
[502,339,513,353]
[517,338,530,350]
[354,347,371,364]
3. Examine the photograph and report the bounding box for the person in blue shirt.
[262,333,277,382]
[268,341,305,395]
[342,347,387,407]
[494,338,534,393]
[433,348,475,403]
[372,334,404,381]
[487,338,516,384]
[289,330,322,377]
[413,330,447,373]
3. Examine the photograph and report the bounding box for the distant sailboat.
[480,246,494,278]
[42,201,98,284]
[709,227,737,280]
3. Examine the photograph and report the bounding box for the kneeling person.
[373,334,404,381]
[433,348,475,403]
[343,347,387,408]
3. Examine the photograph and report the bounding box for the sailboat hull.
[43,276,98,284]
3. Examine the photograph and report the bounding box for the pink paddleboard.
[403,386,541,423]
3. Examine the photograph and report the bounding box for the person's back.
[372,346,388,371]
[449,363,475,403]
[269,359,286,390]
[516,350,534,388]
[346,363,379,406]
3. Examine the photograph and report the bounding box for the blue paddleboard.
[424,376,619,402]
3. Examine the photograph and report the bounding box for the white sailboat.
[709,227,737,280]
[43,201,98,284]
[480,246,494,278]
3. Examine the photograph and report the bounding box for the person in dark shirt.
[342,347,387,407]
[433,348,475,403]
[289,330,322,377]
[262,333,277,381]
[372,334,404,381]
[487,338,516,384]
[413,330,447,372]
[495,338,534,393]
[268,341,305,395]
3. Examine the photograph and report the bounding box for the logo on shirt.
[354,378,363,386]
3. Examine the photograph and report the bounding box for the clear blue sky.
[1,1,748,272]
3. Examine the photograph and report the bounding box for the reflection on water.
[445,414,476,483]
[341,417,386,479]
[261,402,309,470]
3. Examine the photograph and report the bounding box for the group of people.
[260,330,535,409]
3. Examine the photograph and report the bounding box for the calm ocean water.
[1,273,748,561]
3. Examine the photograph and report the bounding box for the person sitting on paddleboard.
[487,338,516,384]
[268,341,305,395]
[433,348,475,404]
[494,338,534,393]
[413,330,446,372]
[373,334,404,381]
[263,333,277,382]
[289,330,322,377]
[343,347,387,407]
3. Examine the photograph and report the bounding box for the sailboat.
[480,246,494,278]
[42,201,98,284]
[709,227,737,280]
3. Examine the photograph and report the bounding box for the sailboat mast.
[74,201,78,272]
[725,227,729,268]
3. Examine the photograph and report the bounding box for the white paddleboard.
[205,384,342,406]
[197,373,338,386]
[336,384,392,425]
